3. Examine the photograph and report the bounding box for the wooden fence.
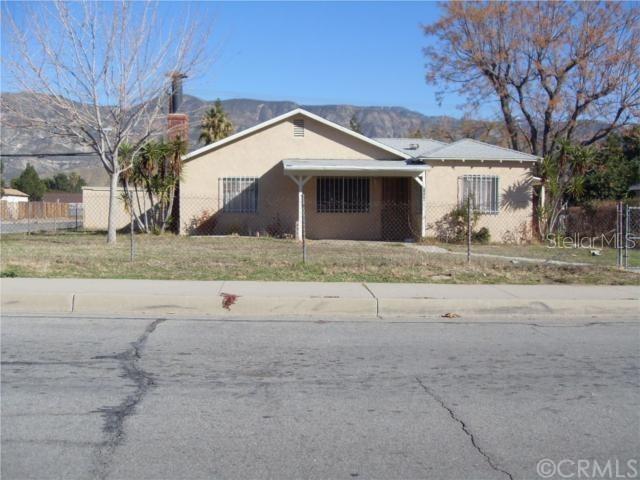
[0,201,74,221]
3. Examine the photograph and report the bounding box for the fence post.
[27,202,31,235]
[130,193,135,262]
[54,200,58,234]
[616,201,623,269]
[624,203,629,270]
[75,204,78,231]
[466,196,471,264]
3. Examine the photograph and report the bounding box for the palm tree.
[199,99,234,145]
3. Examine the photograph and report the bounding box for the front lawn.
[1,232,638,285]
[442,242,640,268]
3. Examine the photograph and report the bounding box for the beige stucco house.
[179,108,540,242]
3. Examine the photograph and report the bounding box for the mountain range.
[2,92,610,186]
[3,93,477,185]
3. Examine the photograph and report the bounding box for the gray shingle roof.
[424,138,540,162]
[373,138,447,157]
[374,137,540,162]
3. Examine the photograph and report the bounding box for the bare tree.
[2,1,210,243]
[423,1,640,157]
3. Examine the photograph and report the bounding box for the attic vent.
[293,119,305,137]
[407,143,419,150]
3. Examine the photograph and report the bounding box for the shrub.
[266,215,286,238]
[186,209,218,235]
[433,205,479,243]
[472,227,490,244]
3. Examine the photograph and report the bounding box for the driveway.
[2,315,639,479]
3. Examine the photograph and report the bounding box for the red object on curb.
[220,292,239,310]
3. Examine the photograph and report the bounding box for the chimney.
[167,72,189,143]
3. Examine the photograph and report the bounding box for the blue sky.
[2,1,494,118]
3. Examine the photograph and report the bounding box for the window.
[317,177,370,213]
[459,175,499,214]
[293,119,305,137]
[220,177,258,213]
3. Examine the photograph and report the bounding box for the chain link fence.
[0,200,83,234]
[2,195,639,274]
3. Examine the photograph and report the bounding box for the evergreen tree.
[11,164,46,200]
[199,99,234,145]
[580,128,640,202]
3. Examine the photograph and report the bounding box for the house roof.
[183,108,413,162]
[373,138,447,157]
[1,188,28,197]
[423,138,540,162]
[42,192,83,203]
[283,159,429,177]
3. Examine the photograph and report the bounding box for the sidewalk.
[1,278,638,319]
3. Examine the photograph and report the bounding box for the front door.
[381,177,411,241]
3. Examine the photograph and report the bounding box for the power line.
[0,153,96,158]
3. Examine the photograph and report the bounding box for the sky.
[1,1,495,118]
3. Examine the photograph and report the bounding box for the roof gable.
[1,188,28,197]
[424,138,540,162]
[183,108,412,162]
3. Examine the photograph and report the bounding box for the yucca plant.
[119,138,187,234]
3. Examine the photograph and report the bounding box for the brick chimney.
[167,72,189,143]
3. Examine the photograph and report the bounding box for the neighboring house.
[82,187,129,230]
[42,192,83,204]
[1,188,29,221]
[1,188,29,203]
[179,108,540,242]
[629,183,640,198]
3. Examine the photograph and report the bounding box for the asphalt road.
[2,315,639,480]
[0,220,80,234]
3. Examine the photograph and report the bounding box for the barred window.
[317,177,370,213]
[459,175,499,214]
[220,177,258,213]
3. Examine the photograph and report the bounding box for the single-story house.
[1,188,30,221]
[43,192,83,204]
[179,108,540,242]
[1,188,29,203]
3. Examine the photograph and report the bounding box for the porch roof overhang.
[282,159,430,178]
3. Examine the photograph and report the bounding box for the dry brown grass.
[1,232,638,285]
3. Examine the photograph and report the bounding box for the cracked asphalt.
[2,315,639,480]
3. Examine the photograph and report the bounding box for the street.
[0,220,80,234]
[2,315,639,480]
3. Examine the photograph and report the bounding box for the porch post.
[421,172,427,238]
[413,172,427,238]
[286,175,311,241]
[297,183,304,241]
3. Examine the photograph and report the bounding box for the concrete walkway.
[409,244,592,266]
[1,278,638,319]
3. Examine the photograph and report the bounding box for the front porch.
[283,159,429,241]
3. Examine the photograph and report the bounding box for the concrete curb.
[2,279,638,318]
[1,293,73,314]
[71,294,377,317]
[377,298,639,317]
[2,291,637,319]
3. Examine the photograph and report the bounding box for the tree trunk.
[107,170,120,244]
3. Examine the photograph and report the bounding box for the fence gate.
[624,205,640,270]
